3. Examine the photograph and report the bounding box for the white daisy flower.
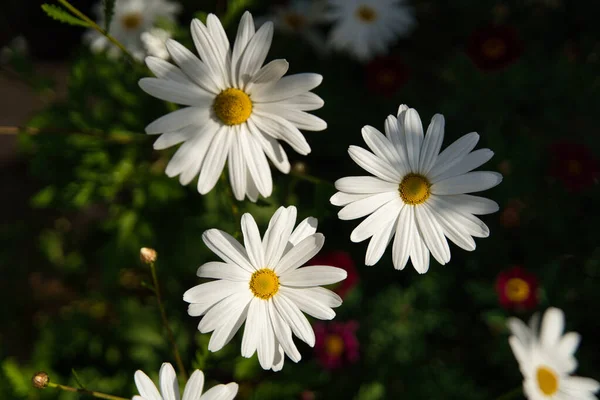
[139,12,327,202]
[330,105,502,273]
[85,0,180,60]
[133,362,238,400]
[183,206,347,371]
[141,28,172,60]
[326,0,416,62]
[261,0,329,55]
[508,308,600,400]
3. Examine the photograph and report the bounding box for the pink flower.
[314,321,359,369]
[308,251,358,298]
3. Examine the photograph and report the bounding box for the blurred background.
[1,0,599,399]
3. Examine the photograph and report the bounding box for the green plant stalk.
[47,382,128,400]
[149,261,189,381]
[57,0,136,62]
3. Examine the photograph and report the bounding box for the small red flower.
[495,266,538,311]
[365,56,410,97]
[549,140,599,191]
[466,25,523,71]
[314,321,359,370]
[308,251,358,298]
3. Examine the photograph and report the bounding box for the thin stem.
[57,0,136,62]
[149,261,188,381]
[494,386,523,400]
[47,382,128,400]
[289,170,334,187]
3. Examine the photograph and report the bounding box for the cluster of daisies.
[81,3,597,399]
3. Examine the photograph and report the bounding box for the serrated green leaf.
[103,0,116,32]
[41,4,90,27]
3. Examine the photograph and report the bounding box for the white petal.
[249,124,291,173]
[231,12,256,87]
[251,112,311,155]
[338,191,397,221]
[391,205,412,270]
[558,332,581,358]
[540,307,565,348]
[182,370,204,400]
[263,206,297,267]
[247,59,289,89]
[419,114,444,175]
[272,293,315,346]
[207,293,251,352]
[279,266,347,287]
[240,124,273,197]
[334,176,398,194]
[268,300,301,362]
[256,300,276,370]
[241,213,265,269]
[403,108,424,172]
[197,261,250,281]
[199,383,238,400]
[429,196,490,238]
[184,280,246,314]
[274,233,324,275]
[362,125,407,176]
[164,123,218,179]
[227,129,246,200]
[561,376,600,395]
[153,129,195,151]
[145,56,189,84]
[288,217,318,246]
[165,39,221,94]
[255,103,326,131]
[431,171,503,195]
[238,22,274,88]
[252,73,323,102]
[241,298,261,358]
[290,287,342,308]
[350,198,403,243]
[348,145,401,182]
[134,370,162,400]
[409,226,431,274]
[276,92,324,111]
[198,291,251,334]
[428,132,479,178]
[442,194,499,215]
[279,286,335,320]
[330,192,371,206]
[430,149,495,183]
[206,14,231,86]
[159,363,180,400]
[384,116,409,172]
[190,19,228,88]
[202,228,255,273]
[139,77,214,106]
[365,211,398,266]
[427,201,476,251]
[414,204,451,265]
[197,127,233,195]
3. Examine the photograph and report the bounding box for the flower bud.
[32,371,49,389]
[140,247,157,264]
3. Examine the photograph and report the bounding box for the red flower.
[495,266,538,311]
[466,25,523,71]
[314,321,359,370]
[365,56,410,97]
[308,251,358,298]
[549,140,599,191]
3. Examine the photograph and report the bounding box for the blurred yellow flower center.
[399,174,431,205]
[356,5,377,23]
[567,159,582,175]
[213,88,253,126]
[482,38,507,59]
[325,334,344,357]
[284,13,306,30]
[536,366,559,395]
[249,269,280,300]
[121,13,143,30]
[505,278,530,302]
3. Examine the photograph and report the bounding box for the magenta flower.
[314,320,359,369]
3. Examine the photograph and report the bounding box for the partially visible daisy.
[133,362,238,400]
[314,320,359,369]
[331,105,502,273]
[141,28,172,60]
[326,0,416,62]
[549,140,598,192]
[261,0,329,55]
[184,206,347,371]
[139,12,326,202]
[85,0,180,60]
[508,308,600,400]
[495,266,538,311]
[466,25,523,71]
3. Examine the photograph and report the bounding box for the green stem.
[494,386,523,400]
[149,262,189,381]
[289,170,334,187]
[57,0,136,62]
[47,382,127,400]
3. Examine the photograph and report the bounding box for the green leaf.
[354,382,385,400]
[41,4,90,27]
[2,359,29,397]
[103,0,116,32]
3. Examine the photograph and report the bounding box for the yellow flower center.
[213,88,253,126]
[121,13,143,30]
[249,269,280,300]
[399,174,431,205]
[356,5,377,23]
[482,38,507,59]
[505,278,530,302]
[567,159,582,175]
[324,334,344,357]
[284,13,306,30]
[536,366,559,396]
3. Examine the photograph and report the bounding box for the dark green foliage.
[41,4,90,28]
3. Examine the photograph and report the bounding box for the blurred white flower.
[133,363,238,400]
[85,0,180,60]
[508,308,600,400]
[1,36,28,64]
[331,105,501,273]
[325,0,416,61]
[141,28,171,60]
